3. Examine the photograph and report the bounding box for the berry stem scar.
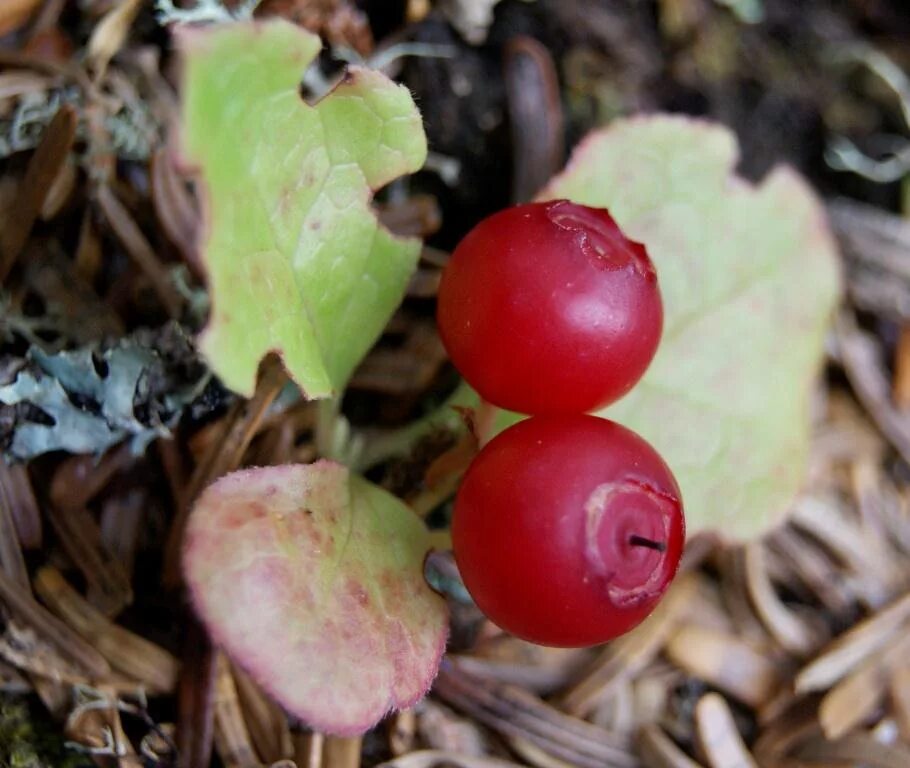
[628,534,667,552]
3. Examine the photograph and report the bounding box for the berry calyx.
[436,200,663,415]
[451,414,684,647]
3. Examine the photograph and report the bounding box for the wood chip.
[694,692,758,768]
[664,624,781,709]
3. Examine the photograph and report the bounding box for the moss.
[0,696,92,768]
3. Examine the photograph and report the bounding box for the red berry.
[437,200,662,415]
[451,414,684,647]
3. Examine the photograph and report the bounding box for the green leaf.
[183,461,448,735]
[179,20,427,397]
[539,115,841,539]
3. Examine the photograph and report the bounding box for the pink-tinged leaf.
[183,462,448,735]
[540,115,842,540]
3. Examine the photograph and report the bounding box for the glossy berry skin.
[452,414,684,647]
[437,200,662,415]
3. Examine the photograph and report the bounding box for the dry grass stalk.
[638,724,705,768]
[33,566,178,693]
[0,104,76,278]
[231,663,293,764]
[0,462,41,548]
[559,573,698,716]
[323,735,363,768]
[95,183,183,318]
[890,666,910,740]
[213,654,261,768]
[150,147,202,277]
[0,473,30,588]
[375,751,525,767]
[292,731,324,768]
[743,542,824,656]
[64,686,138,765]
[664,624,781,708]
[795,591,910,693]
[177,618,218,768]
[44,503,133,617]
[0,568,110,678]
[50,443,135,514]
[434,661,636,768]
[388,708,418,756]
[817,630,910,739]
[98,488,146,583]
[163,358,286,586]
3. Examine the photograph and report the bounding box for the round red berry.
[451,414,684,647]
[437,200,663,415]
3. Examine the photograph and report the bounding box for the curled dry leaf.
[183,461,448,735]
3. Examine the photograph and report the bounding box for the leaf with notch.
[179,20,427,398]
